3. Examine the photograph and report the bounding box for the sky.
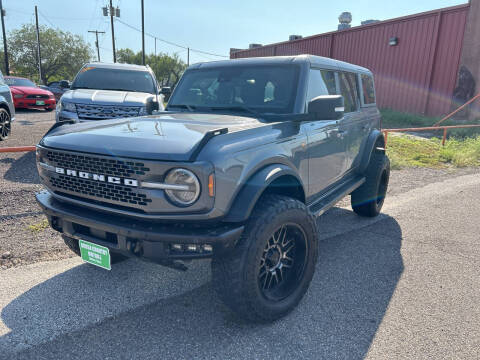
[4,0,467,65]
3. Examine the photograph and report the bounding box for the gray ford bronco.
[36,55,390,322]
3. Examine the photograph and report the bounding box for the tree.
[116,49,187,88]
[1,24,91,84]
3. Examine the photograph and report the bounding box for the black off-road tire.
[351,151,390,217]
[0,108,11,141]
[62,235,127,264]
[212,195,318,322]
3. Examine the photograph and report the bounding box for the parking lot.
[1,111,480,359]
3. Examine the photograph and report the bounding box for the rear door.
[338,72,364,172]
[304,68,348,201]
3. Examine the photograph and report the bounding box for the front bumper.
[14,98,56,109]
[36,190,244,262]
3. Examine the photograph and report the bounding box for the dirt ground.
[1,110,479,269]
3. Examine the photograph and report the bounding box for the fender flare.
[357,129,386,174]
[223,164,305,223]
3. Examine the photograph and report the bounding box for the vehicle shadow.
[2,208,403,359]
[1,151,40,184]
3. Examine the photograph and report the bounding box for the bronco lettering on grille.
[55,167,138,187]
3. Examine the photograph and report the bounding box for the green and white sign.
[79,239,111,270]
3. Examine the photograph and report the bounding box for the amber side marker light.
[208,174,215,197]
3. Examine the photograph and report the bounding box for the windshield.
[5,78,36,87]
[71,66,156,93]
[168,65,299,114]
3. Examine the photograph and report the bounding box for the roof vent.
[361,19,380,25]
[249,43,263,49]
[289,35,303,41]
[338,12,352,30]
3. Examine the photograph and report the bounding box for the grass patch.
[387,134,480,169]
[380,109,480,138]
[380,109,440,129]
[27,219,49,232]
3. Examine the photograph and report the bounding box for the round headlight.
[164,168,200,206]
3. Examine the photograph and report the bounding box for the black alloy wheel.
[0,108,11,141]
[258,223,308,301]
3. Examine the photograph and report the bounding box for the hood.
[10,86,53,96]
[61,89,155,106]
[40,113,268,161]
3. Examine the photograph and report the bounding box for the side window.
[306,69,336,105]
[339,72,359,113]
[321,70,337,95]
[361,74,375,105]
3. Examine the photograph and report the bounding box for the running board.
[309,176,365,217]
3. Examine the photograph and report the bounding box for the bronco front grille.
[75,104,140,120]
[50,175,152,206]
[46,151,150,178]
[43,150,153,211]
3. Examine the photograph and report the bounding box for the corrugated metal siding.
[231,5,469,116]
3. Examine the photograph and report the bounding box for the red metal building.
[231,4,472,117]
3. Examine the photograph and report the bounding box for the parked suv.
[36,55,389,322]
[56,62,164,122]
[0,70,15,140]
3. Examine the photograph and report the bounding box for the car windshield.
[5,78,36,87]
[168,65,299,114]
[71,66,156,93]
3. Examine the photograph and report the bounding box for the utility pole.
[0,0,9,75]
[88,30,105,62]
[34,6,43,84]
[141,0,145,65]
[109,0,116,62]
[154,37,156,56]
[187,47,190,66]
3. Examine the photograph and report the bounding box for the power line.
[115,18,228,58]
[38,10,56,28]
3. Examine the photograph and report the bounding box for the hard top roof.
[189,54,372,74]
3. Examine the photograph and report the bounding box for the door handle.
[337,130,347,138]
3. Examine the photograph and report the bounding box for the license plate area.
[79,239,111,270]
[36,100,45,105]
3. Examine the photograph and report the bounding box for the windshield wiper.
[167,104,195,112]
[208,105,260,116]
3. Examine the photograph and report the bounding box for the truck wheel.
[351,151,390,217]
[212,195,318,322]
[0,108,11,141]
[62,235,127,264]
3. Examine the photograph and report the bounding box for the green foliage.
[387,134,480,169]
[0,24,92,84]
[116,49,187,87]
[27,219,49,232]
[380,109,441,128]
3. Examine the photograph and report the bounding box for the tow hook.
[126,239,142,255]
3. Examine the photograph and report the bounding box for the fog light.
[203,244,213,252]
[186,244,198,252]
[171,244,183,251]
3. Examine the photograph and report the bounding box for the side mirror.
[146,97,160,114]
[308,95,344,120]
[60,80,70,88]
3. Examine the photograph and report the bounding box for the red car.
[5,76,56,111]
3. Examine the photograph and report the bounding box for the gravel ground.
[1,110,479,269]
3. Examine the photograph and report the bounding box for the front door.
[304,68,347,202]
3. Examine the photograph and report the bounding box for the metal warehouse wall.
[231,4,469,116]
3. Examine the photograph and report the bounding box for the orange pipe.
[0,146,36,153]
[434,93,480,127]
